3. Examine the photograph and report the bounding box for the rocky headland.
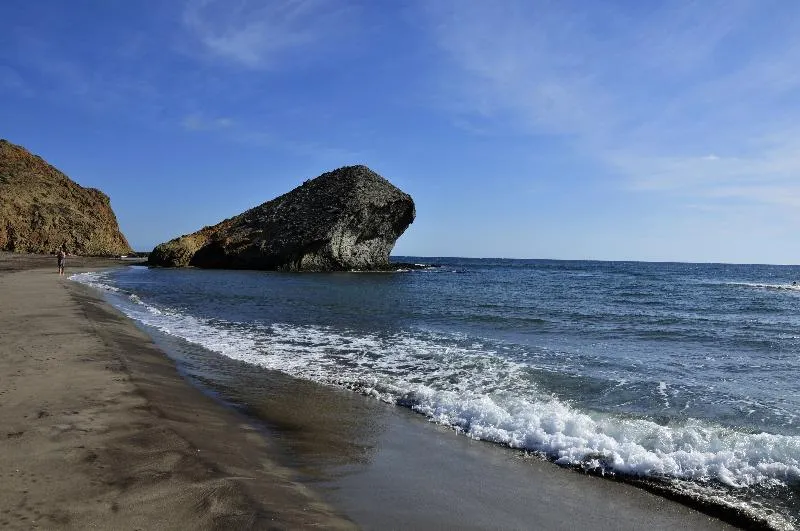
[149,165,415,271]
[0,139,132,256]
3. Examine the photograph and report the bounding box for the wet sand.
[195,351,742,531]
[0,252,740,529]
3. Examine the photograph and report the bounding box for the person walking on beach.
[57,247,66,276]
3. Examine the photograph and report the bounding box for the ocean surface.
[72,258,800,528]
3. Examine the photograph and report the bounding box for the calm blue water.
[73,258,800,528]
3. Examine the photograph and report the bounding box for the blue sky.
[2,0,800,263]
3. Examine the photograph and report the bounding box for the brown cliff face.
[0,139,132,256]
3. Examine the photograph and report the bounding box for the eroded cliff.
[0,139,132,256]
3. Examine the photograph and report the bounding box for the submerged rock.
[149,165,415,271]
[0,139,132,256]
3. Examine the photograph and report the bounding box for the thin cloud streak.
[181,114,234,131]
[1,29,170,121]
[182,0,355,69]
[612,130,800,211]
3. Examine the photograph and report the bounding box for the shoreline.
[0,253,353,529]
[0,252,744,529]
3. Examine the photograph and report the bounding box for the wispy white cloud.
[0,66,30,96]
[181,113,234,131]
[611,133,800,209]
[182,0,356,68]
[232,127,368,162]
[2,30,168,119]
[424,1,612,136]
[423,0,800,210]
[706,184,800,209]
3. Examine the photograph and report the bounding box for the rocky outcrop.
[0,139,132,256]
[149,165,415,271]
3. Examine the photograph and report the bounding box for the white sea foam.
[69,271,122,293]
[71,271,800,492]
[726,282,800,292]
[656,381,671,409]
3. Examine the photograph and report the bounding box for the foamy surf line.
[71,270,800,529]
[724,281,800,292]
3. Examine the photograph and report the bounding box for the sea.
[71,258,800,529]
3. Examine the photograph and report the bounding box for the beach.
[0,253,353,529]
[0,253,740,530]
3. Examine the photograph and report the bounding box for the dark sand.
[0,252,740,529]
[200,353,742,531]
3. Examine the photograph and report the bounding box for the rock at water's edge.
[149,165,415,271]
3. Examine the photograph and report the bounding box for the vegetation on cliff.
[0,139,132,256]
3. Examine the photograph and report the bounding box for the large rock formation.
[0,139,132,256]
[149,165,415,271]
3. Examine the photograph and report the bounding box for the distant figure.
[57,248,66,276]
[793,281,797,286]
